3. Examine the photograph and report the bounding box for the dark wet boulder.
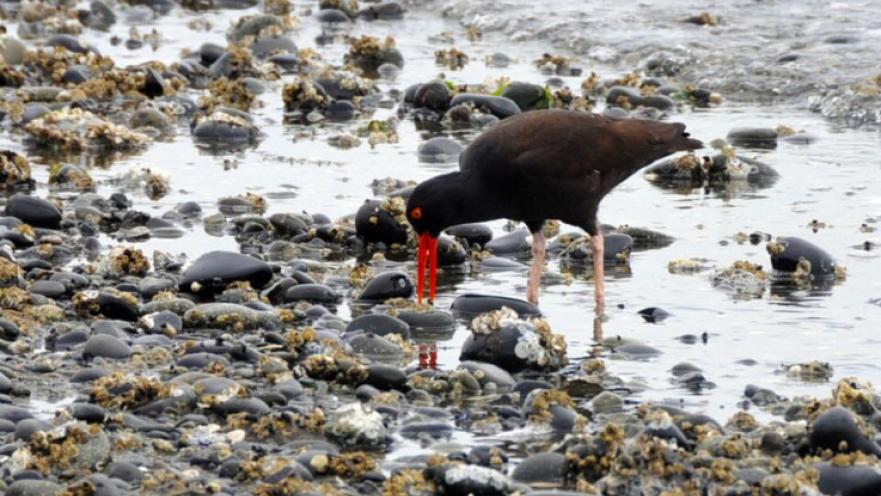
[396,309,455,337]
[399,421,453,439]
[0,404,34,422]
[83,334,132,360]
[269,53,299,72]
[511,452,567,484]
[5,480,63,496]
[70,367,109,383]
[354,199,409,246]
[62,65,91,85]
[346,314,410,339]
[285,283,339,304]
[325,100,356,120]
[644,420,693,448]
[316,8,351,23]
[727,127,778,148]
[616,225,674,250]
[0,371,11,394]
[501,82,550,111]
[451,294,540,318]
[48,34,94,54]
[14,418,50,441]
[458,361,516,391]
[269,213,309,236]
[437,235,468,266]
[177,352,230,369]
[140,68,165,98]
[638,307,670,323]
[413,82,452,112]
[68,403,107,423]
[449,94,521,119]
[560,233,632,264]
[30,280,66,299]
[478,256,526,271]
[199,42,225,66]
[810,407,881,456]
[609,341,661,358]
[357,271,413,302]
[106,461,144,483]
[75,292,139,321]
[485,229,531,256]
[179,251,272,294]
[767,236,838,278]
[192,114,260,144]
[606,85,643,107]
[364,363,407,390]
[641,94,675,110]
[213,397,271,416]
[417,137,463,163]
[817,462,881,496]
[347,332,401,357]
[5,194,62,229]
[446,223,493,247]
[358,1,404,19]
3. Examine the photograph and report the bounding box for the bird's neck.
[436,170,507,227]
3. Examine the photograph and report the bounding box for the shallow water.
[5,0,881,433]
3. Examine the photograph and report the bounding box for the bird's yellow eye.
[410,207,423,220]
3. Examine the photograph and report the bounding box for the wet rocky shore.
[0,0,880,494]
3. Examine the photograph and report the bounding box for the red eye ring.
[410,207,423,220]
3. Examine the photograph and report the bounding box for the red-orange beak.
[417,232,438,304]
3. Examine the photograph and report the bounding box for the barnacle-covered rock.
[0,150,33,189]
[48,163,94,190]
[460,307,567,372]
[426,463,518,496]
[97,246,150,277]
[644,150,778,191]
[326,402,388,447]
[711,260,768,298]
[354,197,410,247]
[767,236,844,281]
[345,35,403,74]
[192,109,261,144]
[282,77,328,113]
[11,422,110,475]
[24,108,148,152]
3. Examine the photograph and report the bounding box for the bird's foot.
[527,292,539,306]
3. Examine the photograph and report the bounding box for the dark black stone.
[451,294,540,319]
[449,93,521,119]
[179,251,272,293]
[810,407,881,456]
[5,194,62,229]
[358,271,413,302]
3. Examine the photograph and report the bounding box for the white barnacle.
[470,306,520,334]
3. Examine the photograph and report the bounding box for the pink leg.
[591,231,605,315]
[527,231,546,305]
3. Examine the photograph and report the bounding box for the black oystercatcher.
[406,110,702,311]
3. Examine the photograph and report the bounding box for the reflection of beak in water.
[418,342,438,370]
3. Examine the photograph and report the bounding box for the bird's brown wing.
[460,110,633,182]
